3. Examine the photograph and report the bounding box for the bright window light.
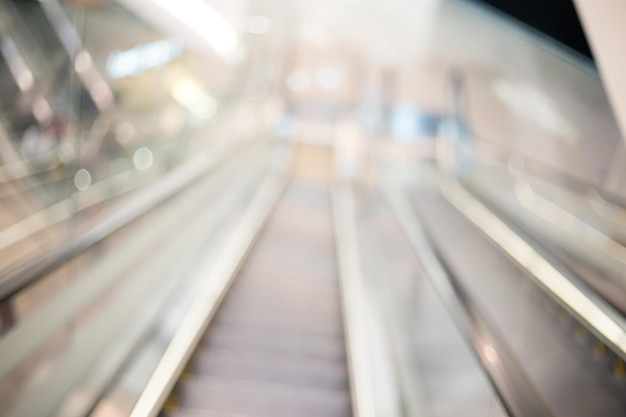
[149,0,238,57]
[107,39,183,79]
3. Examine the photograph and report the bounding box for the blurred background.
[0,1,625,417]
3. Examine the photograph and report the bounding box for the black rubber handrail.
[0,143,243,303]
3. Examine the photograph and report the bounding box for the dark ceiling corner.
[467,0,594,61]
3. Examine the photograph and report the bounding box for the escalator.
[2,0,626,416]
[377,150,626,417]
[0,138,278,415]
[0,142,362,417]
[407,187,626,417]
[165,161,351,417]
[3,136,625,417]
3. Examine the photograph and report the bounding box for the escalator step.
[228,274,341,299]
[217,287,341,314]
[176,376,351,417]
[202,324,346,361]
[212,308,344,337]
[190,348,349,390]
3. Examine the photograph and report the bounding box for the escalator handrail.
[445,177,626,362]
[127,155,289,417]
[0,140,248,303]
[0,165,157,255]
[383,181,555,417]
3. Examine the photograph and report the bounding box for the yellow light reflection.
[171,79,217,120]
